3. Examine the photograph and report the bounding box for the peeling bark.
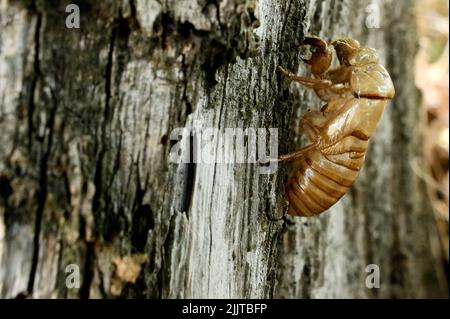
[0,0,447,299]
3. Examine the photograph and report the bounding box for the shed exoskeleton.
[278,36,395,217]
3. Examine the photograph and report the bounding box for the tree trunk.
[0,0,447,298]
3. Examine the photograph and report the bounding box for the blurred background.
[416,0,449,274]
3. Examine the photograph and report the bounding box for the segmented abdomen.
[286,137,368,217]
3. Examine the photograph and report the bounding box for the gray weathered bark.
[0,0,447,298]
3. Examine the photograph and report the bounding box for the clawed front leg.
[277,66,332,89]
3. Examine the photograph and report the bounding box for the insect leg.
[278,140,319,161]
[300,116,321,140]
[279,120,321,161]
[277,66,332,88]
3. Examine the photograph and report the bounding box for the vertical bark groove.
[26,8,43,295]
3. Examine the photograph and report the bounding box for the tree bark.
[0,0,447,298]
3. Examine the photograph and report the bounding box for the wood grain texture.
[0,0,447,299]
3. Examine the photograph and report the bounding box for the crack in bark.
[79,241,95,299]
[26,9,43,295]
[26,10,42,150]
[27,84,58,295]
[131,157,154,253]
[85,22,118,297]
[157,213,177,298]
[180,54,196,216]
[182,157,196,216]
[128,0,140,30]
[91,21,117,231]
[213,0,224,33]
